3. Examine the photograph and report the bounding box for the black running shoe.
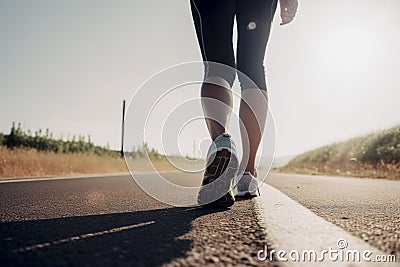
[197,134,238,208]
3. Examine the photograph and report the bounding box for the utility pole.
[120,99,126,158]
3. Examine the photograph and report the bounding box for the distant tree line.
[1,122,163,159]
[125,143,164,160]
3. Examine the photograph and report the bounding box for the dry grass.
[125,157,205,173]
[0,146,203,180]
[279,161,400,180]
[0,146,127,179]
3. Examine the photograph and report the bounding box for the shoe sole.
[236,191,258,198]
[198,149,237,208]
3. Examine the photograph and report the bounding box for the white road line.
[0,171,180,184]
[255,184,399,267]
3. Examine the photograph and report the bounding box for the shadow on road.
[0,206,226,267]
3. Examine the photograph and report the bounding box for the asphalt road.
[267,173,400,261]
[1,172,399,266]
[0,173,276,267]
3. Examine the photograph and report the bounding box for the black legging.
[190,0,278,91]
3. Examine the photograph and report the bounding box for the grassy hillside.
[280,125,400,179]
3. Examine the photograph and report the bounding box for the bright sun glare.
[325,27,377,71]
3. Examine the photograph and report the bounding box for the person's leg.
[201,78,232,141]
[190,0,236,140]
[239,89,269,175]
[191,0,239,207]
[236,0,278,174]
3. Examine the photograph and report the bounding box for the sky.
[1,0,399,158]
